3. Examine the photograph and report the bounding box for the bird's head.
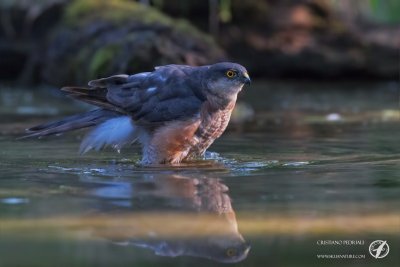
[203,62,251,102]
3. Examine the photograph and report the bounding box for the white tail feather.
[80,116,137,154]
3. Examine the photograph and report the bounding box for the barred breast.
[187,101,236,158]
[144,100,235,164]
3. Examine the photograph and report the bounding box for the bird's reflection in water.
[83,174,250,263]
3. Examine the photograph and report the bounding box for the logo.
[369,240,389,259]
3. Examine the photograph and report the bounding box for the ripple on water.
[225,158,312,175]
[282,161,311,167]
[0,197,30,205]
[43,152,313,179]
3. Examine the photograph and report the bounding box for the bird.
[23,62,251,165]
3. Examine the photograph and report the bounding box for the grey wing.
[62,65,204,125]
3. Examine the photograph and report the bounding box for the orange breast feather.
[150,119,201,163]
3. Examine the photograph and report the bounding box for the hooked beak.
[242,72,251,85]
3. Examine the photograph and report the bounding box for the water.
[0,81,399,267]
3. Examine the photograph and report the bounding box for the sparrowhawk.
[24,62,251,164]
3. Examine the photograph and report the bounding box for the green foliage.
[220,0,232,23]
[368,0,400,23]
[89,45,119,78]
[369,0,379,11]
[63,0,215,45]
[64,0,172,26]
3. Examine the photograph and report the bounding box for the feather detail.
[20,109,117,139]
[61,86,125,112]
[88,74,129,87]
[79,116,137,154]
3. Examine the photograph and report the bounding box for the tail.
[22,109,118,138]
[21,109,138,154]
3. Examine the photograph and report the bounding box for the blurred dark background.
[0,0,399,86]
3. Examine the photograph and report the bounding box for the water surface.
[0,81,399,267]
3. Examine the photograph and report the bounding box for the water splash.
[44,153,312,179]
[282,161,311,167]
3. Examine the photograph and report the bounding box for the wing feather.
[88,74,129,87]
[62,66,205,125]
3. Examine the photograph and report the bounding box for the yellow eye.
[226,70,236,78]
[226,248,237,257]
